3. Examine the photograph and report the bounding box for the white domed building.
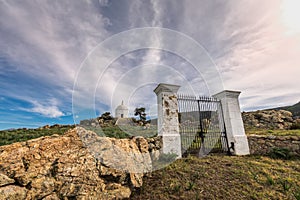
[115,101,129,118]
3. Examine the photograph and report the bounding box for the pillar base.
[162,135,182,158]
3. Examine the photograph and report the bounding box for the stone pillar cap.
[154,83,180,95]
[213,90,241,98]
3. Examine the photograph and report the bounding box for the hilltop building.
[115,101,128,118]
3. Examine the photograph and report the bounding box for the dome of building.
[116,104,128,110]
[115,101,129,118]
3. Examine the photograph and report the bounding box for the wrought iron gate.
[177,94,230,157]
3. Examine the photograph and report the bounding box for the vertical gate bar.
[198,97,201,150]
[184,95,186,151]
[179,94,183,154]
[210,100,215,151]
[218,101,230,154]
[187,96,191,153]
[199,98,202,150]
[216,100,221,151]
[187,96,190,152]
[209,99,213,150]
[208,99,211,149]
[178,94,182,154]
[192,97,196,150]
[211,100,214,150]
[214,101,221,150]
[182,95,185,153]
[194,96,198,150]
[187,95,189,152]
[199,97,205,153]
[183,95,187,154]
[205,98,208,150]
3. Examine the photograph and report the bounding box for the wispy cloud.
[20,98,64,118]
[1,0,300,129]
[0,0,109,89]
[29,102,64,118]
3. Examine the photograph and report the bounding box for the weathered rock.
[242,110,295,130]
[0,127,157,199]
[0,185,27,200]
[0,173,15,187]
[41,193,60,200]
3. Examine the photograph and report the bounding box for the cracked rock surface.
[0,127,152,199]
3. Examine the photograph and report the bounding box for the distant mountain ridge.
[272,101,300,118]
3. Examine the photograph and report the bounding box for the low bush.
[268,147,292,160]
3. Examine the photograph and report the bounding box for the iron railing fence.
[177,94,230,156]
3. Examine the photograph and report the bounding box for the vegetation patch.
[131,155,300,200]
[246,129,300,136]
[268,147,292,160]
[0,125,75,146]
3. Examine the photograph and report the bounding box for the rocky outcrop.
[0,127,157,199]
[242,109,294,130]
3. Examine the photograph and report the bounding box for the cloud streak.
[26,101,64,118]
[1,0,300,129]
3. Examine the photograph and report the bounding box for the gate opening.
[178,94,230,157]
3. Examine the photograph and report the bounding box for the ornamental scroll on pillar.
[154,83,182,158]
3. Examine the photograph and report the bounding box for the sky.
[0,0,300,130]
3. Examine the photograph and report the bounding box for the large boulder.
[0,127,153,199]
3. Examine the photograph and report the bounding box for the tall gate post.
[154,83,182,158]
[213,90,250,155]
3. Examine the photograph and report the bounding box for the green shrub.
[268,148,292,160]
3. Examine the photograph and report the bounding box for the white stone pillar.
[213,90,250,155]
[154,83,182,158]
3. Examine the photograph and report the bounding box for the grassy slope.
[131,155,300,200]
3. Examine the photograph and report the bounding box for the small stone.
[257,140,266,144]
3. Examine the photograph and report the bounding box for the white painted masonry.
[213,90,250,155]
[154,83,182,158]
[115,101,129,118]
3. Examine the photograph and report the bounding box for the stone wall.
[146,136,162,161]
[0,127,162,200]
[248,135,300,156]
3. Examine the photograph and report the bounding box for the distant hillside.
[273,101,300,118]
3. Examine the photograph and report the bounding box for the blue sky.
[1,0,300,130]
